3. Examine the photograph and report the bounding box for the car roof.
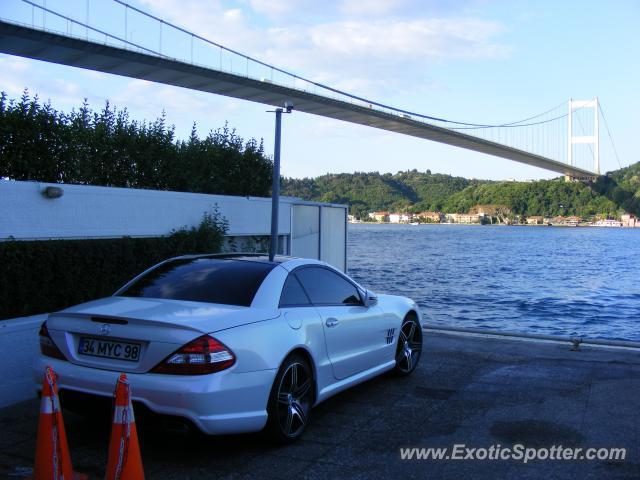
[162,252,287,263]
[160,253,334,273]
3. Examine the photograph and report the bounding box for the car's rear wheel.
[266,354,314,443]
[394,314,422,376]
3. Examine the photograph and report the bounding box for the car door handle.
[326,318,339,328]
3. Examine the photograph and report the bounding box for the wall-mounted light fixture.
[42,186,64,199]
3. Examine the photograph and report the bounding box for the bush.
[0,210,227,320]
[0,90,273,196]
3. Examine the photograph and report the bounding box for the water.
[347,224,640,341]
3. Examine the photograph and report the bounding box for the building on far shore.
[552,215,582,226]
[593,218,623,227]
[368,211,390,222]
[365,209,639,227]
[389,213,413,223]
[446,213,484,224]
[416,211,444,223]
[621,214,639,227]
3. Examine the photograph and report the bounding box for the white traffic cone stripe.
[112,405,135,425]
[40,394,61,414]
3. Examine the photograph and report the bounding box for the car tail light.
[39,322,67,361]
[151,335,235,375]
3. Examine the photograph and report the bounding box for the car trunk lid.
[45,296,278,373]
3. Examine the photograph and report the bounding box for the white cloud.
[106,78,247,138]
[308,19,508,59]
[138,0,260,51]
[1,56,30,72]
[52,79,80,95]
[132,0,510,103]
[110,79,237,115]
[247,0,315,16]
[81,70,108,81]
[0,56,91,106]
[0,54,235,139]
[339,0,409,17]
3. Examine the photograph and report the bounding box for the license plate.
[78,337,141,362]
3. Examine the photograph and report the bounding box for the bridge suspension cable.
[22,0,578,131]
[2,0,615,175]
[599,103,623,170]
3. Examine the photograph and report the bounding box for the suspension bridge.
[0,0,620,179]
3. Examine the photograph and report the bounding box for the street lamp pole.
[269,107,283,262]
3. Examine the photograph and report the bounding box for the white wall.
[0,180,294,239]
[321,206,347,272]
[290,204,347,272]
[291,204,320,259]
[0,180,348,270]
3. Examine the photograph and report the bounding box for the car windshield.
[117,258,276,307]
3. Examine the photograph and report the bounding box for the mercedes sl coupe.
[35,254,423,441]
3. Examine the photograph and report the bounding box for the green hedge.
[0,91,273,197]
[0,211,227,320]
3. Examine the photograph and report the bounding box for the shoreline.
[349,222,639,229]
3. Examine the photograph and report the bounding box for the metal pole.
[567,99,572,167]
[269,108,283,261]
[594,97,600,174]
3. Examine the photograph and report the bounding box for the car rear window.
[117,258,276,307]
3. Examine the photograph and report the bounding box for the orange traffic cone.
[105,373,144,480]
[31,366,86,480]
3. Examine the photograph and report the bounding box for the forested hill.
[592,161,640,216]
[282,165,640,219]
[282,171,486,218]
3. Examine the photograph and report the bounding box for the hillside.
[593,162,640,216]
[282,163,640,219]
[282,170,487,218]
[442,179,618,218]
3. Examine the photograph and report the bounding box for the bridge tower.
[567,98,599,179]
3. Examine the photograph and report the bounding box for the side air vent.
[386,328,396,345]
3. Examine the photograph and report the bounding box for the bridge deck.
[0,20,596,178]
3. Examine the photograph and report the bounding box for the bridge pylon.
[567,98,599,181]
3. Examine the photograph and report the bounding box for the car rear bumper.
[33,356,276,435]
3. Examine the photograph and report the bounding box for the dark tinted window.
[280,275,311,306]
[295,267,362,305]
[118,258,275,307]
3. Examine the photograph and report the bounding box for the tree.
[0,90,272,197]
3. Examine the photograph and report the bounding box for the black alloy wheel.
[266,354,314,442]
[394,314,422,375]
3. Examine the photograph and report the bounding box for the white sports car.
[35,254,423,441]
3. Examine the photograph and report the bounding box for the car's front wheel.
[265,353,314,443]
[394,314,422,376]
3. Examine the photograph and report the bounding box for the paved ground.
[1,331,638,479]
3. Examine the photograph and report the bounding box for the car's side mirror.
[363,289,378,307]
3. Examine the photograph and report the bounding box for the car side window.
[280,274,311,307]
[295,267,362,306]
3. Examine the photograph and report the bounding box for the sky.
[0,0,638,180]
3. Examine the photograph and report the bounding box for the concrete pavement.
[0,331,638,479]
